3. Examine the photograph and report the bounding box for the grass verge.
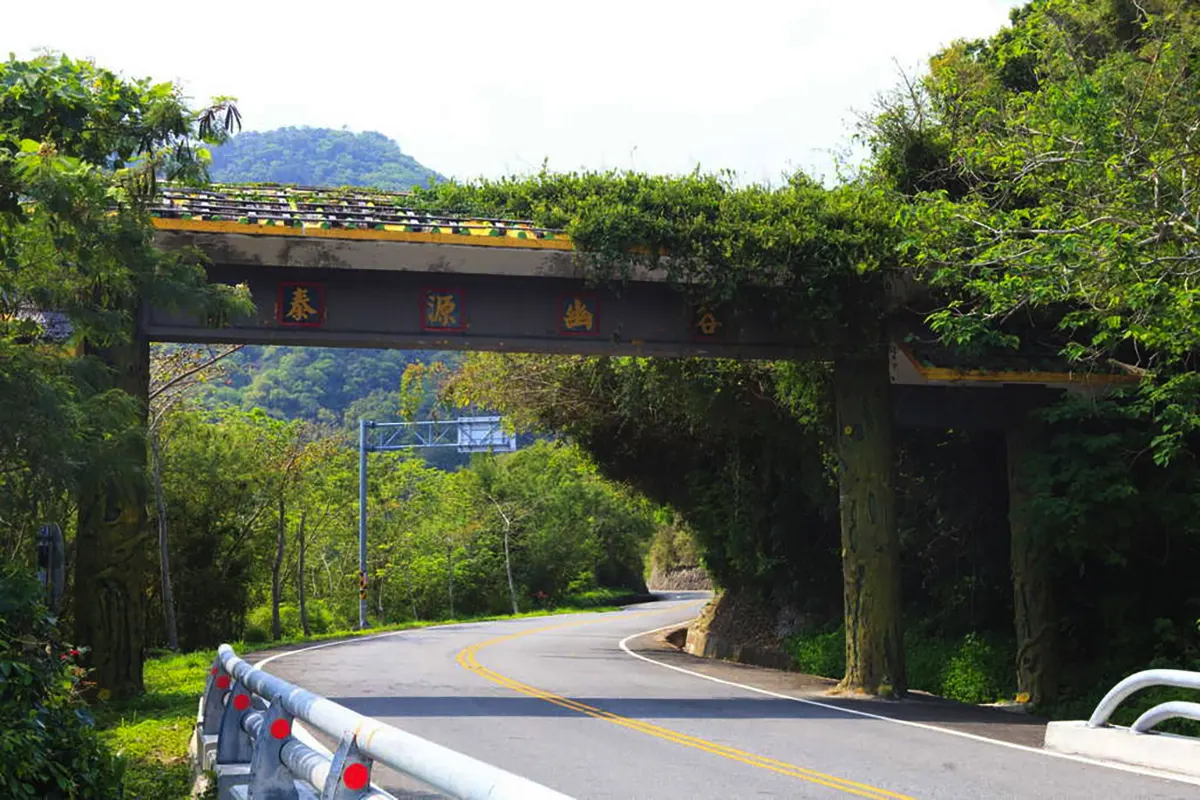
[94,650,214,800]
[95,597,648,799]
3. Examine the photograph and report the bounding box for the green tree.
[1,53,250,697]
[877,0,1200,449]
[860,0,1200,707]
[148,344,244,651]
[156,408,278,649]
[447,355,838,611]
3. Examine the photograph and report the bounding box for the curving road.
[259,593,1198,799]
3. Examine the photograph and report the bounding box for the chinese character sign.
[277,282,325,327]
[421,289,465,331]
[693,306,721,338]
[559,294,598,335]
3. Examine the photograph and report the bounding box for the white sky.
[4,1,1024,185]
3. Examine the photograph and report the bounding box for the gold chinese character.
[286,287,317,322]
[696,310,720,335]
[563,298,594,331]
[427,293,458,327]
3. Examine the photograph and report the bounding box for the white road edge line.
[617,617,1200,788]
[237,600,1200,789]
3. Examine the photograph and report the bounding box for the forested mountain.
[198,128,457,444]
[204,347,462,426]
[207,127,444,190]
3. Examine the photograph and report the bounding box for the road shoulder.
[625,625,1049,749]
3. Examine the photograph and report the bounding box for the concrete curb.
[1044,720,1200,778]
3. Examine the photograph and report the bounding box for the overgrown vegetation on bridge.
[6,1,1200,794]
[434,0,1200,714]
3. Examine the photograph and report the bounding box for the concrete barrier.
[1044,720,1200,778]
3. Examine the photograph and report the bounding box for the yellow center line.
[454,607,916,800]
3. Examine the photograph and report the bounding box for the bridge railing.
[1086,668,1200,734]
[193,643,573,800]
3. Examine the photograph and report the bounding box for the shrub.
[242,600,335,643]
[784,627,845,678]
[785,624,1014,705]
[923,632,1011,705]
[0,570,124,798]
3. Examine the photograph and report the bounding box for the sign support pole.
[358,418,369,630]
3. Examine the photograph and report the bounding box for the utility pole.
[36,523,65,613]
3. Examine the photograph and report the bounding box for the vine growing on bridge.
[412,169,903,344]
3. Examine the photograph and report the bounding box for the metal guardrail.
[193,643,574,799]
[1086,668,1200,735]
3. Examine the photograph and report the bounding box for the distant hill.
[207,126,444,191]
[203,346,462,425]
[195,126,469,466]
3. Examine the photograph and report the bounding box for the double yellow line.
[455,612,915,800]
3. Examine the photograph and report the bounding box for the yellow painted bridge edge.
[896,344,1141,387]
[150,217,577,251]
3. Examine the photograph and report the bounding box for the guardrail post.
[322,731,374,799]
[202,659,231,735]
[194,659,232,773]
[215,679,257,798]
[217,679,256,765]
[248,694,298,800]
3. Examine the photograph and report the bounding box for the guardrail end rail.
[1085,669,1200,729]
[322,731,373,800]
[1131,701,1200,735]
[1045,668,1200,779]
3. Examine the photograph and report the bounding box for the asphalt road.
[260,593,1198,799]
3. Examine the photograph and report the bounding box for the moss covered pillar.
[833,354,905,696]
[74,333,150,699]
[1007,408,1058,709]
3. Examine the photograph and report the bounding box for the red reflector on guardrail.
[270,718,291,739]
[233,693,250,711]
[216,675,231,690]
[344,762,369,790]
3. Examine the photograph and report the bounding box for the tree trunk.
[377,570,386,616]
[833,355,905,697]
[148,431,179,652]
[488,495,520,616]
[297,512,310,637]
[272,494,285,641]
[402,541,419,621]
[1007,412,1059,709]
[447,540,455,619]
[407,574,419,621]
[75,334,151,699]
[503,517,519,616]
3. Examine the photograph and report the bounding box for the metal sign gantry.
[356,417,517,629]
